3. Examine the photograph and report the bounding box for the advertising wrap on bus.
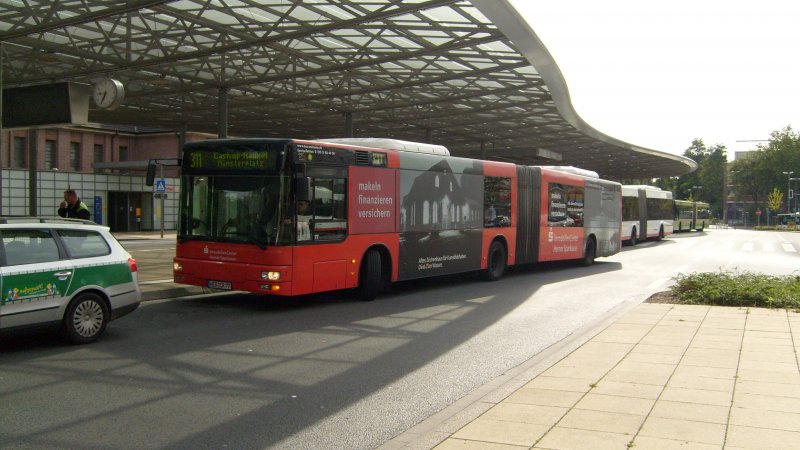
[349,167,396,235]
[397,153,484,280]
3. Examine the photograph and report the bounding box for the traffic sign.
[155,179,166,193]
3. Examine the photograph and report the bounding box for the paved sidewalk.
[398,304,800,450]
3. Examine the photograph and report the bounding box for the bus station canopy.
[0,0,696,179]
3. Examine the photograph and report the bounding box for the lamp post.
[790,178,800,214]
[783,171,794,213]
[691,185,703,200]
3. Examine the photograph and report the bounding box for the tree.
[729,126,800,218]
[655,139,727,217]
[767,187,783,214]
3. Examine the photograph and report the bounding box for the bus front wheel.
[484,241,507,281]
[356,249,382,301]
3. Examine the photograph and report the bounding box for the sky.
[508,1,800,160]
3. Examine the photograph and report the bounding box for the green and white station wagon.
[0,218,141,344]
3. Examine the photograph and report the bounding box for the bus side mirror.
[295,177,312,202]
[145,161,157,186]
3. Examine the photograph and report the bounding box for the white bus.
[622,185,674,245]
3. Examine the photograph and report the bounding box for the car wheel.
[62,292,109,344]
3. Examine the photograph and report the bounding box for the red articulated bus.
[173,138,622,300]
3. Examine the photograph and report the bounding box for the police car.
[0,218,141,344]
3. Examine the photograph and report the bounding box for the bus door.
[291,168,350,294]
[638,189,647,241]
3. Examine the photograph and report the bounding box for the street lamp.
[691,185,703,201]
[790,177,800,213]
[783,171,794,213]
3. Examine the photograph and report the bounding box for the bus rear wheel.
[580,237,596,266]
[484,241,507,281]
[356,249,382,301]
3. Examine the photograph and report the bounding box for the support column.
[28,129,37,216]
[179,122,187,151]
[218,87,229,138]
[344,112,354,137]
[425,128,433,144]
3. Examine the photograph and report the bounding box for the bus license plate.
[207,280,232,290]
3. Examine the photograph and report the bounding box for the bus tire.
[629,227,637,246]
[356,249,382,301]
[484,240,506,281]
[656,225,664,241]
[581,237,596,266]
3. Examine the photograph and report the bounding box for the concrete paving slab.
[450,418,548,447]
[558,408,645,434]
[573,393,656,416]
[726,424,800,450]
[659,386,732,407]
[632,436,721,450]
[638,417,726,446]
[503,388,583,408]
[534,427,633,450]
[481,403,567,426]
[649,400,729,424]
[729,406,800,432]
[522,376,594,393]
[590,380,663,399]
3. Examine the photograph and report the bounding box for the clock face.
[93,78,124,110]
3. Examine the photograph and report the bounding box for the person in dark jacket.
[58,189,91,220]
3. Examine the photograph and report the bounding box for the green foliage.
[654,138,727,217]
[729,126,800,215]
[671,270,800,308]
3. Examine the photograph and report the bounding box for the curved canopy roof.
[0,0,696,179]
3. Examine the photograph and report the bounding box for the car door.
[0,228,74,330]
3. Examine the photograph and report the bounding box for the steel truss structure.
[0,0,695,178]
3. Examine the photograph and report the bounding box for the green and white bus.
[673,199,711,232]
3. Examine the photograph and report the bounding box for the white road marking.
[782,243,797,253]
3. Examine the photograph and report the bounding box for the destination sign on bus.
[183,145,279,173]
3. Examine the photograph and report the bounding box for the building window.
[94,144,104,163]
[70,142,80,171]
[45,140,56,170]
[13,137,26,168]
[119,146,128,161]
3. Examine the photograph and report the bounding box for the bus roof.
[317,138,449,155]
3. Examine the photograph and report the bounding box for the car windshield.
[179,175,291,247]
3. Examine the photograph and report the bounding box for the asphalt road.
[1,228,797,449]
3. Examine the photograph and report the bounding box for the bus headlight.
[261,271,280,281]
[174,262,183,271]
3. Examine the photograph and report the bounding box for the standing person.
[58,189,91,220]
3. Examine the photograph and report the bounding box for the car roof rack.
[0,216,98,225]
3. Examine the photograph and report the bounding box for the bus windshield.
[179,174,291,247]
